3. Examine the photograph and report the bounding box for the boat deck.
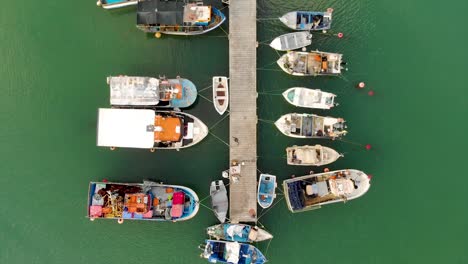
[228,0,257,223]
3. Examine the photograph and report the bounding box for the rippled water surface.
[1,0,467,263]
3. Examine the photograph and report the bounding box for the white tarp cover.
[329,178,354,196]
[226,225,244,238]
[109,76,159,106]
[224,242,240,264]
[97,108,155,148]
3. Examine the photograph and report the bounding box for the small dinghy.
[97,108,208,150]
[97,0,137,9]
[283,169,371,213]
[108,75,197,108]
[286,145,342,166]
[282,87,336,109]
[210,180,228,223]
[87,180,199,222]
[277,51,345,76]
[270,32,312,51]
[275,113,347,139]
[257,174,277,208]
[201,240,267,264]
[279,9,333,31]
[212,76,229,115]
[207,223,273,242]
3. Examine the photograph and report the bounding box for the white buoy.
[96,1,102,6]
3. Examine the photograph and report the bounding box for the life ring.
[117,218,124,224]
[150,148,156,153]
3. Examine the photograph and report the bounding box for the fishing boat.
[283,169,371,213]
[286,145,342,166]
[257,174,276,209]
[210,180,228,223]
[275,113,347,139]
[97,108,208,150]
[136,0,226,36]
[97,0,137,9]
[279,9,333,31]
[201,240,267,264]
[269,32,312,51]
[87,180,199,222]
[277,51,345,76]
[212,76,229,115]
[207,223,273,242]
[282,87,336,109]
[108,75,197,108]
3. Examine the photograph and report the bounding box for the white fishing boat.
[277,51,345,76]
[97,0,137,9]
[210,180,228,223]
[279,10,333,31]
[97,108,208,150]
[269,32,312,51]
[286,145,342,166]
[282,87,336,109]
[275,113,347,139]
[283,169,371,213]
[257,174,276,209]
[212,76,229,115]
[206,223,273,243]
[108,75,197,108]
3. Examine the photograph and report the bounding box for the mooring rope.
[209,131,230,147]
[209,113,230,130]
[198,93,213,103]
[256,17,279,21]
[198,84,212,93]
[257,92,282,96]
[219,26,229,37]
[257,68,284,72]
[198,202,233,223]
[257,59,280,70]
[257,118,275,124]
[257,196,284,220]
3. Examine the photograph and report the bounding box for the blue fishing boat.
[136,0,226,36]
[207,223,273,243]
[97,0,137,9]
[201,240,267,264]
[279,9,333,31]
[108,75,197,108]
[257,174,277,209]
[87,181,199,223]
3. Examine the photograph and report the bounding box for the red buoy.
[367,174,373,180]
[365,144,372,150]
[368,90,375,96]
[357,82,365,89]
[102,179,108,183]
[337,32,344,38]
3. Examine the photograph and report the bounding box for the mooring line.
[209,113,230,130]
[199,93,213,103]
[257,196,284,220]
[209,131,230,147]
[198,84,213,93]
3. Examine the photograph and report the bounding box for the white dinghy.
[212,76,229,115]
[286,145,342,166]
[282,87,336,109]
[270,32,312,51]
[210,180,228,223]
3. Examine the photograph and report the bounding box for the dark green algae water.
[1,0,468,263]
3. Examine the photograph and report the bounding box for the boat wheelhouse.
[97,0,138,9]
[279,10,333,31]
[286,145,342,166]
[275,113,347,139]
[283,169,371,213]
[201,240,267,264]
[269,32,312,51]
[282,87,336,109]
[108,75,197,108]
[206,223,273,243]
[136,0,226,35]
[87,181,199,222]
[277,51,345,76]
[97,108,208,150]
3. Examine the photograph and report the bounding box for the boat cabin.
[285,114,345,138]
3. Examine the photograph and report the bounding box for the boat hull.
[99,0,138,9]
[212,76,229,115]
[283,169,371,213]
[87,181,199,222]
[282,87,336,109]
[202,240,267,264]
[286,145,341,166]
[206,224,273,242]
[257,174,276,209]
[279,11,332,31]
[210,180,228,223]
[270,32,312,51]
[274,113,347,139]
[277,51,344,76]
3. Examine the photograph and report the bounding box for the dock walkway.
[228,0,257,223]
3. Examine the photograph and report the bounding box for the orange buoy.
[368,90,375,96]
[155,32,162,38]
[365,144,372,150]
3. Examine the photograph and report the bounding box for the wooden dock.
[228,0,257,223]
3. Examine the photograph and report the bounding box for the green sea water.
[1,0,468,263]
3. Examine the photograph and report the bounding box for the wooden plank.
[228,0,257,223]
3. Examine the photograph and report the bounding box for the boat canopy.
[137,0,184,26]
[110,76,160,106]
[225,242,241,264]
[97,108,155,148]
